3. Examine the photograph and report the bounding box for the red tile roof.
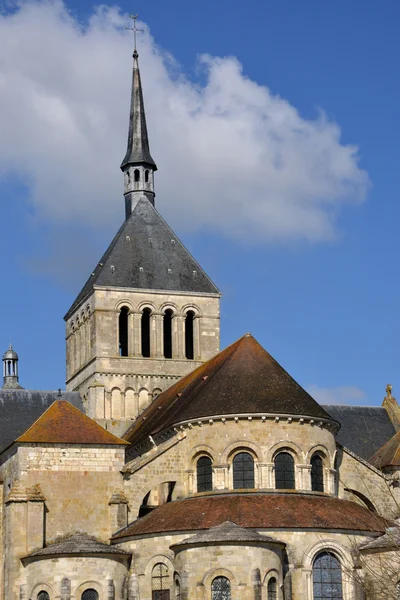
[112,493,387,540]
[16,401,128,445]
[369,430,400,468]
[124,334,338,446]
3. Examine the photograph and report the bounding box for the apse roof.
[26,532,130,559]
[170,521,284,548]
[16,400,128,446]
[124,334,338,446]
[65,196,219,319]
[112,493,387,540]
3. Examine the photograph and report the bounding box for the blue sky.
[1,0,399,405]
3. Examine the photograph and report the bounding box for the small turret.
[2,344,23,389]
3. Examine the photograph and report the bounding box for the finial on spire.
[386,384,393,399]
[126,14,144,55]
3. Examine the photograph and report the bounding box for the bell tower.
[64,44,220,435]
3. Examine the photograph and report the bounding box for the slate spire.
[121,49,157,217]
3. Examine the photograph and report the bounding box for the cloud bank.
[0,1,369,244]
[308,384,367,405]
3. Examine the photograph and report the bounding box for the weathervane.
[126,14,144,52]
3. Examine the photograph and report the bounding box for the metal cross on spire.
[126,14,144,53]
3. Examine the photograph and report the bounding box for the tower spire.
[121,17,157,218]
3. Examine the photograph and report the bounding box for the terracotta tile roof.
[369,430,400,468]
[124,334,338,446]
[112,493,387,540]
[170,521,285,549]
[16,400,128,445]
[25,532,130,559]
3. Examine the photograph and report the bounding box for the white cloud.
[0,1,369,245]
[308,384,367,405]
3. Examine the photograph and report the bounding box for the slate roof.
[170,521,284,549]
[124,334,338,446]
[66,196,219,319]
[0,390,82,455]
[323,405,396,461]
[121,50,157,170]
[26,532,130,558]
[112,493,387,540]
[369,430,400,468]
[359,526,400,551]
[16,400,128,445]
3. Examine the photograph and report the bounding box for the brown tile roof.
[124,334,338,446]
[16,400,128,445]
[112,493,387,540]
[369,430,400,468]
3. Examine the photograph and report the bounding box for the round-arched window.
[311,453,324,492]
[274,452,295,490]
[197,455,213,492]
[211,576,231,600]
[81,590,99,600]
[152,562,171,597]
[37,593,50,600]
[313,551,343,599]
[267,577,277,600]
[233,452,255,489]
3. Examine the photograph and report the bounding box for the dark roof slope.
[359,526,400,551]
[0,390,82,454]
[125,334,338,446]
[16,400,128,445]
[369,431,400,469]
[324,405,396,461]
[170,521,284,548]
[25,532,130,559]
[66,197,219,318]
[113,493,387,540]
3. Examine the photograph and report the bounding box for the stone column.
[128,574,140,600]
[297,465,312,491]
[60,577,71,600]
[26,485,46,554]
[114,312,120,356]
[133,312,142,356]
[109,491,129,532]
[213,465,228,490]
[5,483,28,600]
[327,468,336,494]
[176,316,185,358]
[187,470,194,495]
[128,312,134,356]
[194,316,201,359]
[172,314,179,359]
[107,579,115,600]
[19,585,27,600]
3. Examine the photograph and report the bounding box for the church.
[1,40,400,600]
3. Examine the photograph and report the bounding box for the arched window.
[311,453,324,492]
[233,452,255,489]
[119,306,129,357]
[274,452,295,489]
[175,578,181,599]
[141,308,151,358]
[152,563,171,599]
[145,170,149,182]
[134,168,140,182]
[185,311,195,359]
[163,309,173,359]
[197,456,213,492]
[81,590,99,600]
[267,578,277,600]
[37,593,50,600]
[212,576,231,600]
[313,552,343,600]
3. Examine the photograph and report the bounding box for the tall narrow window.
[267,578,277,600]
[233,452,255,489]
[152,563,171,600]
[197,456,213,492]
[175,578,181,599]
[141,308,151,358]
[119,306,129,357]
[185,310,194,359]
[81,591,99,600]
[274,452,295,490]
[163,309,173,359]
[212,576,231,600]
[313,552,343,600]
[145,170,149,182]
[134,168,140,182]
[37,593,50,600]
[311,453,324,492]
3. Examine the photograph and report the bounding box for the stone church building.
[1,45,400,600]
